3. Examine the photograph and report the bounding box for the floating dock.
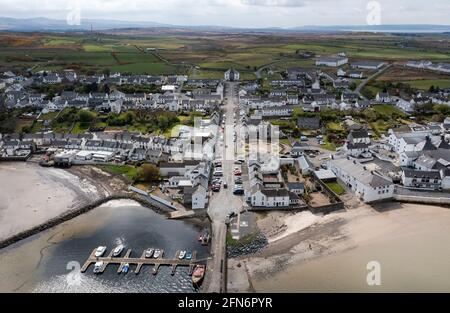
[81,248,200,275]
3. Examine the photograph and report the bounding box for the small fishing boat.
[153,249,161,259]
[95,246,107,257]
[198,229,209,242]
[145,248,155,258]
[201,232,211,246]
[122,263,130,274]
[93,261,104,274]
[185,251,193,260]
[113,245,124,257]
[192,265,206,286]
[179,251,186,260]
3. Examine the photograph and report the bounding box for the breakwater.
[0,194,161,250]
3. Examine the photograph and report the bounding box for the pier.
[81,248,201,275]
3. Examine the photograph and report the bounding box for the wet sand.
[228,203,450,292]
[0,163,111,241]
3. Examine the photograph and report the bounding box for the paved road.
[205,82,243,293]
[355,64,393,99]
[254,61,283,79]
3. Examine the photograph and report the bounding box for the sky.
[0,0,449,28]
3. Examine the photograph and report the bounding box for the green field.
[1,31,449,77]
[406,79,450,90]
[326,122,345,132]
[98,164,139,181]
[372,104,406,118]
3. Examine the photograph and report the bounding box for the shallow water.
[0,201,209,293]
[253,219,450,293]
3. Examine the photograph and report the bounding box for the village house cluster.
[2,52,450,212]
[1,70,224,114]
[326,118,450,203]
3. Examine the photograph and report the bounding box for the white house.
[402,169,442,190]
[346,142,370,157]
[347,130,371,145]
[224,68,240,82]
[396,98,415,114]
[406,60,432,69]
[250,188,290,208]
[259,105,296,117]
[376,92,392,103]
[351,61,386,70]
[328,157,395,203]
[316,56,348,67]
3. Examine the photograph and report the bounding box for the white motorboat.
[95,246,107,257]
[113,245,124,257]
[145,248,155,258]
[93,261,104,274]
[153,249,161,259]
[179,251,186,260]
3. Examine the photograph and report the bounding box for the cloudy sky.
[0,0,449,28]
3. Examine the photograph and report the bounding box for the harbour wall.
[0,194,163,250]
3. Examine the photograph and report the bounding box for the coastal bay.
[228,203,450,293]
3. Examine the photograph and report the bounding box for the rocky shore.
[227,232,268,258]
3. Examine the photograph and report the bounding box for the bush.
[77,110,95,123]
[136,164,160,183]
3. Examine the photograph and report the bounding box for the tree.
[77,110,95,123]
[434,104,450,116]
[137,164,160,182]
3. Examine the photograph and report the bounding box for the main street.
[205,82,243,293]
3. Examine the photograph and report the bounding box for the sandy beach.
[227,202,450,292]
[0,163,126,242]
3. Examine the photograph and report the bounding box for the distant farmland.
[0,31,449,79]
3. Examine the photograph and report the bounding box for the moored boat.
[192,265,206,286]
[153,249,161,259]
[145,248,155,258]
[201,232,211,246]
[95,246,107,257]
[93,261,104,274]
[185,251,193,260]
[113,244,124,257]
[179,251,186,260]
[122,263,130,274]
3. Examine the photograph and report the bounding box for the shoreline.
[0,162,172,250]
[0,199,203,293]
[0,162,209,251]
[227,203,450,292]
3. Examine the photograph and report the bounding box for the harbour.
[81,248,203,276]
[0,199,210,293]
